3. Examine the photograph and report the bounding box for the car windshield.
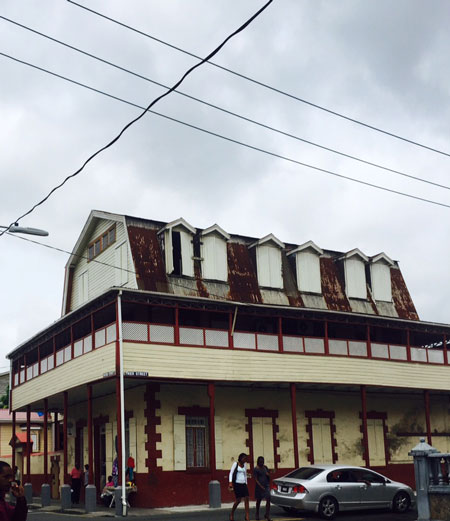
[285,467,324,480]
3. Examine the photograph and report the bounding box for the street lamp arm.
[0,225,49,236]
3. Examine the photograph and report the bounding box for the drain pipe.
[117,290,127,516]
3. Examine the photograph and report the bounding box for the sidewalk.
[28,497,240,517]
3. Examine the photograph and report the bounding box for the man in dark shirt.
[0,461,27,521]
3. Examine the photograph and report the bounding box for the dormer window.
[250,234,284,289]
[200,225,230,282]
[159,218,195,277]
[287,241,323,294]
[343,249,369,299]
[370,253,394,302]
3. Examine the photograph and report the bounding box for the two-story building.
[8,210,450,507]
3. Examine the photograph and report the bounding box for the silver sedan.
[270,465,414,520]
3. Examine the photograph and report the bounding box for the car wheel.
[392,491,411,513]
[318,496,338,520]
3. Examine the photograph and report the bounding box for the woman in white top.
[228,452,250,521]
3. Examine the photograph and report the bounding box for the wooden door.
[311,417,332,464]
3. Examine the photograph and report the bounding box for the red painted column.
[228,312,234,348]
[424,390,432,445]
[44,399,48,483]
[406,330,412,362]
[208,383,216,478]
[26,405,31,483]
[88,384,93,484]
[360,385,370,467]
[290,383,299,468]
[278,317,283,352]
[11,412,16,474]
[63,391,68,483]
[366,325,372,358]
[115,377,122,484]
[443,334,448,366]
[174,305,180,345]
[324,321,329,356]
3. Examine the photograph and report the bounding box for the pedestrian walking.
[253,456,272,521]
[70,464,82,504]
[0,461,27,520]
[228,453,250,521]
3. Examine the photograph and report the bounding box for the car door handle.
[360,485,367,489]
[335,485,342,490]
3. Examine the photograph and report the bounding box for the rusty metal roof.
[122,216,421,321]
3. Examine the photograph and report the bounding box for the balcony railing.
[12,319,448,388]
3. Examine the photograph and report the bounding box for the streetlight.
[0,224,49,236]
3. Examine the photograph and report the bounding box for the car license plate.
[281,486,289,493]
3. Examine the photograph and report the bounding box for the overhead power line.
[2,15,449,193]
[0,0,273,238]
[2,52,450,211]
[67,0,450,159]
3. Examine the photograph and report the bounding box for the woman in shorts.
[228,453,250,521]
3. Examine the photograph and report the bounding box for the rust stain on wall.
[320,257,352,312]
[391,268,419,320]
[366,287,379,315]
[194,264,209,298]
[127,226,168,293]
[227,243,262,304]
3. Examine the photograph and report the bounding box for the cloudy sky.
[1,0,450,369]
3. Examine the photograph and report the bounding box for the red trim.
[11,412,16,472]
[178,406,209,416]
[290,384,299,468]
[88,384,93,484]
[26,405,31,483]
[424,389,432,445]
[360,386,370,467]
[366,325,372,358]
[244,408,280,469]
[324,321,329,355]
[115,376,122,484]
[228,312,234,349]
[144,384,162,471]
[444,334,448,365]
[278,317,283,352]
[63,391,68,484]
[305,409,338,464]
[44,399,48,483]
[208,383,216,476]
[406,330,411,362]
[175,305,180,345]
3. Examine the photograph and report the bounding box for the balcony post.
[63,391,68,483]
[366,325,372,358]
[324,321,329,355]
[174,305,180,345]
[406,329,412,362]
[360,385,370,467]
[444,334,448,365]
[424,390,432,445]
[44,398,48,483]
[290,383,299,468]
[228,312,234,348]
[278,317,283,352]
[26,405,31,484]
[207,383,216,477]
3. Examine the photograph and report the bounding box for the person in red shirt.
[70,465,82,504]
[0,461,27,521]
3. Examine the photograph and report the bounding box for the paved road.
[28,505,418,520]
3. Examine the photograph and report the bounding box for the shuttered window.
[186,416,209,469]
[256,245,283,289]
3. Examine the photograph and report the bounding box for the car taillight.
[270,483,278,491]
[292,485,308,494]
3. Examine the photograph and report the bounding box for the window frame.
[185,416,209,470]
[88,224,117,262]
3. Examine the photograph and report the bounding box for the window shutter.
[214,416,223,469]
[173,415,186,471]
[164,230,174,274]
[262,417,275,468]
[105,422,113,478]
[180,231,194,277]
[129,417,137,472]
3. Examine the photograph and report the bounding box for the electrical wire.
[0,0,273,238]
[2,15,449,193]
[67,0,450,159]
[2,52,450,210]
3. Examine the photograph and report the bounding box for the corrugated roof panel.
[320,257,352,312]
[127,225,168,293]
[227,243,262,304]
[391,268,419,320]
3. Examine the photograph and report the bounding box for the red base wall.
[130,463,415,508]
